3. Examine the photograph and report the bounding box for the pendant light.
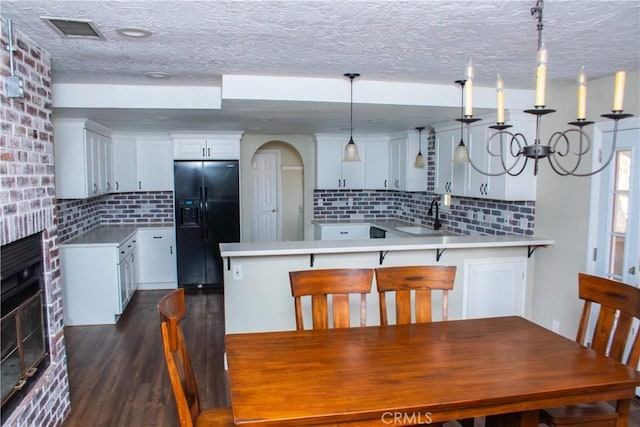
[414,126,426,168]
[343,73,361,162]
[453,79,477,163]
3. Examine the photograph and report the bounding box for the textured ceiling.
[2,0,639,133]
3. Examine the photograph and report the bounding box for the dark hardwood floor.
[62,289,227,427]
[62,290,640,427]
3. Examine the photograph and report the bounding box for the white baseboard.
[136,282,177,290]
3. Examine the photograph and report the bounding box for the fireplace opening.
[1,232,50,421]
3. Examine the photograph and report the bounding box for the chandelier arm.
[547,127,617,177]
[549,129,591,176]
[479,131,528,176]
[557,120,620,177]
[546,131,578,175]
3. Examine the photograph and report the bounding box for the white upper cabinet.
[434,112,537,201]
[54,119,113,199]
[364,136,390,190]
[315,134,365,190]
[434,123,467,196]
[112,133,138,193]
[111,132,174,192]
[171,132,242,160]
[389,130,428,192]
[136,134,174,191]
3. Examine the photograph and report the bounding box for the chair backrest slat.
[577,273,640,367]
[375,265,456,326]
[289,268,374,330]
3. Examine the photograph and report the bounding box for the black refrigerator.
[174,160,240,290]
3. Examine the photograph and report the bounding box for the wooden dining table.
[224,316,640,426]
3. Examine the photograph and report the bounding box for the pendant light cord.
[350,75,354,139]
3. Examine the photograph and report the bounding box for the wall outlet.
[551,320,560,333]
[520,217,528,229]
[232,264,243,280]
[347,197,353,206]
[318,198,323,207]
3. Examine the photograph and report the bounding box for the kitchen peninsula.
[220,232,553,334]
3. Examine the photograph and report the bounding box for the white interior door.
[250,150,280,242]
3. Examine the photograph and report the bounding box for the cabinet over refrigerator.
[174,161,240,290]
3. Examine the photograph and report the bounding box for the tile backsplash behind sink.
[313,189,535,236]
[56,191,174,242]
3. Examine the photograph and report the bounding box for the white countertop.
[220,234,554,258]
[60,224,172,247]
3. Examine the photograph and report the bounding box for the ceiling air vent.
[40,16,105,40]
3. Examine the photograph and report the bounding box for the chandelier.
[453,0,633,177]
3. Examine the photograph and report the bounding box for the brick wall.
[0,16,70,427]
[313,130,536,236]
[56,191,174,242]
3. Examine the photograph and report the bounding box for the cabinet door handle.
[342,179,346,187]
[115,181,119,191]
[120,250,125,254]
[170,245,173,254]
[340,231,349,234]
[202,147,206,157]
[384,179,387,188]
[138,181,142,190]
[338,179,341,188]
[153,236,162,239]
[207,147,211,157]
[93,183,97,193]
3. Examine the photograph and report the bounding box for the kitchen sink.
[395,226,437,235]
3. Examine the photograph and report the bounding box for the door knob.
[272,209,277,213]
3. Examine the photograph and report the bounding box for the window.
[588,122,639,287]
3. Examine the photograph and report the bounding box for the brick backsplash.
[313,130,535,236]
[57,191,174,242]
[1,16,70,427]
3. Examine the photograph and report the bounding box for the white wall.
[532,69,640,337]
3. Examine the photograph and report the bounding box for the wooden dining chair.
[374,265,456,325]
[158,289,235,427]
[289,268,374,330]
[540,273,640,427]
[375,265,468,427]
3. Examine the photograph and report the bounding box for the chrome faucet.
[428,198,442,230]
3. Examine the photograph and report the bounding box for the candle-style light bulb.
[576,66,587,120]
[496,73,505,124]
[464,59,474,117]
[535,43,548,107]
[612,70,626,112]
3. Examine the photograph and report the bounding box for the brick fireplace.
[1,16,70,426]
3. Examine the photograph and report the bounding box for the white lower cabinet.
[315,224,370,240]
[461,257,527,319]
[136,228,177,290]
[118,235,138,311]
[60,233,137,325]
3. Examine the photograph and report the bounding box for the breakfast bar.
[220,233,554,334]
